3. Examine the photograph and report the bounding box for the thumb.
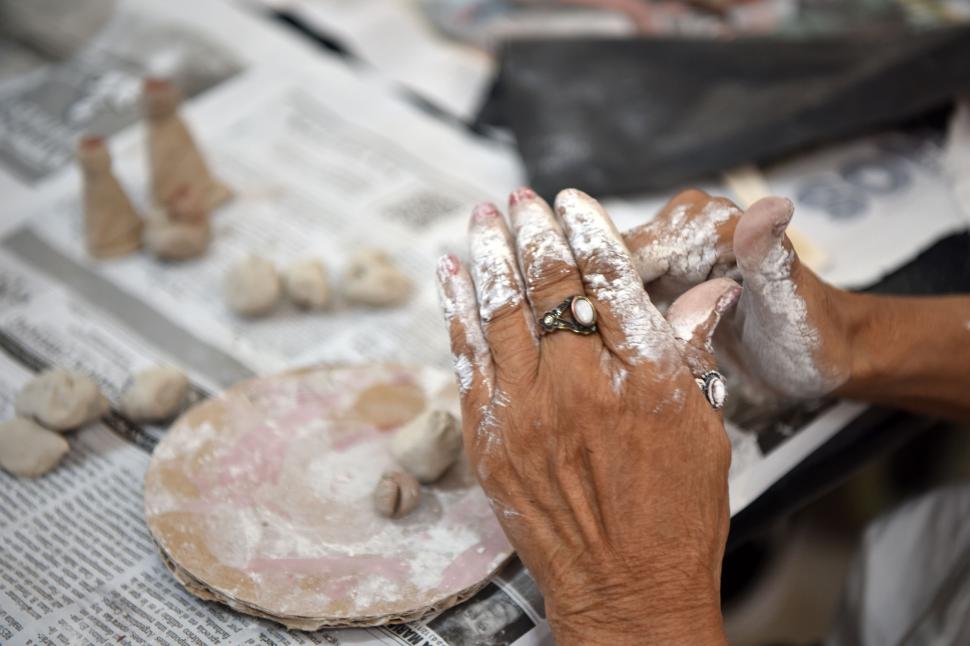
[666,277,742,376]
[734,196,797,280]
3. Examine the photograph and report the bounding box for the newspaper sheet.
[1,1,964,643]
[0,0,321,207]
[238,0,495,121]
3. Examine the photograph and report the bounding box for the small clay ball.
[224,255,280,317]
[0,418,69,477]
[342,249,412,307]
[15,369,109,432]
[390,409,462,483]
[282,260,330,309]
[373,470,421,518]
[120,366,189,422]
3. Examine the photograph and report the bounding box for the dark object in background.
[481,28,970,198]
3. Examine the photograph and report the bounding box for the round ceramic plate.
[144,364,512,628]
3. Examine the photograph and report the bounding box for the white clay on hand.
[0,418,70,477]
[282,260,331,309]
[342,249,413,307]
[15,369,109,432]
[390,409,462,483]
[373,470,421,518]
[224,255,281,317]
[120,367,189,422]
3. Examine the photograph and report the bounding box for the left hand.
[436,188,739,645]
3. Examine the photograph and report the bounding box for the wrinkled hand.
[624,190,853,403]
[437,188,738,645]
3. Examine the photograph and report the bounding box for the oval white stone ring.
[539,295,597,335]
[695,371,727,410]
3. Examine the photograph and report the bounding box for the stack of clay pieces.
[0,369,109,477]
[78,78,232,262]
[223,249,414,319]
[0,366,189,478]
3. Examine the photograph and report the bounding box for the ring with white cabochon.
[695,371,727,410]
[539,295,597,335]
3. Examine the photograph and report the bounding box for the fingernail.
[79,135,105,149]
[509,186,537,207]
[437,254,460,278]
[771,198,795,237]
[471,202,499,224]
[716,285,743,314]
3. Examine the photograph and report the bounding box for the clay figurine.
[77,135,143,259]
[142,77,232,212]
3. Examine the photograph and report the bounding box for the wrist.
[547,582,726,646]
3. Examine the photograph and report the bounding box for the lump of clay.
[77,135,143,259]
[0,418,70,477]
[121,367,189,422]
[144,186,211,261]
[15,369,109,432]
[373,470,421,518]
[390,410,462,483]
[342,249,413,307]
[282,260,330,309]
[224,255,281,317]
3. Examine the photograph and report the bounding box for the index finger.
[555,189,677,367]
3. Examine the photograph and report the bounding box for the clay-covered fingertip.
[437,254,460,279]
[79,135,105,148]
[715,282,743,314]
[736,196,796,267]
[143,77,172,92]
[750,196,795,233]
[509,187,537,207]
[470,202,499,225]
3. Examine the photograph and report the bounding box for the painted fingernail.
[472,202,499,221]
[437,254,460,278]
[509,186,537,207]
[79,135,105,149]
[716,285,743,314]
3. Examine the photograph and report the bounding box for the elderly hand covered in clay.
[624,191,853,404]
[623,190,970,420]
[437,188,739,646]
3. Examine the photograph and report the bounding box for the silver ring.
[539,296,597,335]
[695,371,726,410]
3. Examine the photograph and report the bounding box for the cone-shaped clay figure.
[142,77,232,212]
[144,185,212,261]
[77,136,143,259]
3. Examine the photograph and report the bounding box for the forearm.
[833,291,970,421]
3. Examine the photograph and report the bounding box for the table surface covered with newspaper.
[1,1,968,645]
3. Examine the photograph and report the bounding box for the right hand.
[623,191,854,403]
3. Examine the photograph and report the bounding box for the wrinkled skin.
[437,188,738,645]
